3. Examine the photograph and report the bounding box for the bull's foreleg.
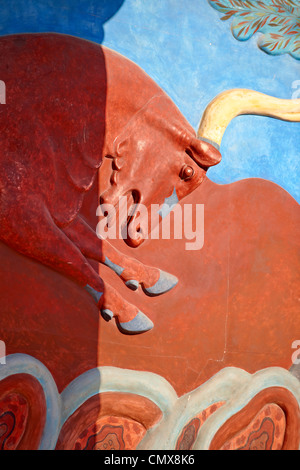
[0,197,152,334]
[0,196,105,293]
[63,215,178,296]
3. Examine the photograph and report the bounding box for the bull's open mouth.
[123,189,140,228]
[99,189,143,246]
[122,190,145,247]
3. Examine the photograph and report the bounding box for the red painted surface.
[1,176,298,396]
[97,177,300,394]
[0,33,298,402]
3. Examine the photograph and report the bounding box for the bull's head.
[100,95,221,246]
[100,90,300,247]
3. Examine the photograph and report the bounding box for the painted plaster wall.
[0,0,299,201]
[0,0,299,451]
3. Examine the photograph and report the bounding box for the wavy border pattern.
[0,354,299,450]
[208,0,300,60]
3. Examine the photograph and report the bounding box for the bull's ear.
[113,134,129,158]
[188,137,222,168]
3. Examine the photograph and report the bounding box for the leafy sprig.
[208,0,300,59]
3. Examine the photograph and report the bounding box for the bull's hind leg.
[0,196,105,293]
[63,215,178,296]
[0,197,152,334]
[86,283,153,335]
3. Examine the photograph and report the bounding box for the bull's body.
[0,33,170,230]
[0,33,220,333]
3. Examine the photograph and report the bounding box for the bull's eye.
[180,165,194,181]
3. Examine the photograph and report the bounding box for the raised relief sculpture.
[0,33,221,334]
[0,33,299,336]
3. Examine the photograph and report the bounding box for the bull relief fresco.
[0,0,299,452]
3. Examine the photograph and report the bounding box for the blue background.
[0,0,299,201]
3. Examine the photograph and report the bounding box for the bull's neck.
[102,99,141,157]
[102,46,161,157]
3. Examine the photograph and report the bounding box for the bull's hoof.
[125,279,139,291]
[142,269,178,297]
[118,311,154,335]
[101,309,114,322]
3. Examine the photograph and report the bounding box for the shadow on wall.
[0,0,125,44]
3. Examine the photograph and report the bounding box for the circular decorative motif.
[175,402,225,450]
[0,374,46,450]
[56,392,162,450]
[220,404,286,450]
[0,393,28,450]
[210,387,300,450]
[74,417,143,450]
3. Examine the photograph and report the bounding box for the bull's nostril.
[131,189,140,205]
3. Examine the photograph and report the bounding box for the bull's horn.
[197,89,300,148]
